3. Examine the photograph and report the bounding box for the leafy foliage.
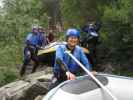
[0,0,48,43]
[61,0,100,28]
[0,0,49,86]
[101,0,133,64]
[0,68,18,87]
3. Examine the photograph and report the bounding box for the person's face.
[38,28,44,33]
[32,28,38,34]
[67,36,79,47]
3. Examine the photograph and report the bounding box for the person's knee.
[25,51,31,58]
[24,50,31,60]
[23,57,31,65]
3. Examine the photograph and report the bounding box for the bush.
[0,69,18,87]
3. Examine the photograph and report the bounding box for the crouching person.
[49,28,92,89]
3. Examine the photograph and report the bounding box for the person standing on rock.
[20,26,43,76]
[49,28,93,89]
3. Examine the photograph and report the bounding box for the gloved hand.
[39,46,44,50]
[36,45,44,50]
[91,70,97,75]
[66,71,76,80]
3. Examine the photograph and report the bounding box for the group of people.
[20,26,53,76]
[20,26,97,90]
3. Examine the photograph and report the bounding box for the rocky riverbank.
[0,67,53,100]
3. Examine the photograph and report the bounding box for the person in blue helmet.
[38,26,48,47]
[49,28,93,89]
[20,26,43,76]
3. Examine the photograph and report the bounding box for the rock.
[0,68,53,100]
[100,63,114,74]
[34,95,44,100]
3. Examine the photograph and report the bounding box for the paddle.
[65,50,118,100]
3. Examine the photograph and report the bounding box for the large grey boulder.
[0,69,52,100]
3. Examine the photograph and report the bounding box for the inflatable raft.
[43,74,133,100]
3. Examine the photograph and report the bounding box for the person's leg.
[31,57,39,73]
[48,71,67,90]
[31,48,39,73]
[20,48,31,76]
[20,59,29,76]
[28,46,39,73]
[90,37,98,70]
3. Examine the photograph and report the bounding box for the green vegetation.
[0,0,133,86]
[0,68,18,86]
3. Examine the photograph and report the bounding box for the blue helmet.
[32,25,38,30]
[66,28,80,38]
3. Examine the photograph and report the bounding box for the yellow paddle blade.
[37,47,56,55]
[37,46,89,56]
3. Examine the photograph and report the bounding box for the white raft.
[43,74,133,100]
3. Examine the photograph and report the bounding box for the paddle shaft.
[65,51,118,100]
